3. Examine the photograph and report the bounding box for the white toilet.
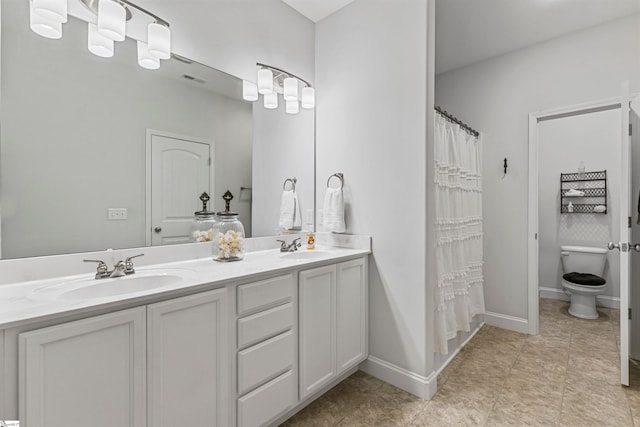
[560,245,608,319]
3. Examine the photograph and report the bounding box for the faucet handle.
[124,254,144,274]
[84,259,108,278]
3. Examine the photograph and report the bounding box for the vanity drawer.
[237,303,293,349]
[237,330,294,395]
[237,370,296,427]
[237,274,294,315]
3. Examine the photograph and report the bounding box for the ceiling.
[435,0,640,74]
[283,0,640,75]
[281,0,354,23]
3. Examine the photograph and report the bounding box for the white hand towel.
[278,190,296,229]
[292,191,302,229]
[322,187,346,233]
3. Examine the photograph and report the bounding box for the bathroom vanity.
[0,237,370,426]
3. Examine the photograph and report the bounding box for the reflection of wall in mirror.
[0,0,252,258]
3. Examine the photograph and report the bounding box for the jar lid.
[216,190,238,217]
[194,192,215,216]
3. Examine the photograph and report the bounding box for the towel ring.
[283,177,297,191]
[327,173,344,189]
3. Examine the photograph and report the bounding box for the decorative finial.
[222,190,234,212]
[199,192,210,211]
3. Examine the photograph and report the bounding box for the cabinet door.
[147,288,228,427]
[299,265,336,399]
[336,258,368,374]
[19,307,147,427]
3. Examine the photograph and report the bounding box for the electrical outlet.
[108,208,128,220]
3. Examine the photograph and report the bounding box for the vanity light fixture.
[257,68,274,94]
[264,92,278,109]
[29,0,171,70]
[243,63,315,114]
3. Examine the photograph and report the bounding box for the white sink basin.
[36,269,194,300]
[280,250,332,260]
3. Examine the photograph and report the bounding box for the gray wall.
[436,14,640,321]
[1,2,252,258]
[316,0,432,384]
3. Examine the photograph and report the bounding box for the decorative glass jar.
[212,190,245,262]
[190,192,216,243]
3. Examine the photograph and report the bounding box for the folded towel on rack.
[322,187,346,233]
[278,190,302,230]
[565,189,585,197]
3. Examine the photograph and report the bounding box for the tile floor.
[283,298,640,426]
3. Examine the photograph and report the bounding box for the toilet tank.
[560,245,608,276]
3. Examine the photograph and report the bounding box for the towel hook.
[283,177,297,191]
[327,173,344,189]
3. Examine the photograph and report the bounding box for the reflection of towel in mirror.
[637,190,640,224]
[279,190,301,230]
[322,187,346,233]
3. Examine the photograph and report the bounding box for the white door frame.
[145,129,215,246]
[527,96,623,335]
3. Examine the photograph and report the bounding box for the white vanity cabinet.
[17,288,229,427]
[299,258,368,400]
[18,307,147,427]
[147,288,228,427]
[235,274,297,427]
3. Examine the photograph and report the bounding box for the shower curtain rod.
[435,106,480,138]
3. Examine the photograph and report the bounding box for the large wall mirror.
[1,0,315,259]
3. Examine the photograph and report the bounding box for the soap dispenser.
[212,190,245,262]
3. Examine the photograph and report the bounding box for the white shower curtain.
[434,113,485,355]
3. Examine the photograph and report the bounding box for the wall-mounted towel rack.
[283,177,297,191]
[327,173,344,189]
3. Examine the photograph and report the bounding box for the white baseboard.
[434,321,485,378]
[539,286,570,302]
[360,356,437,400]
[539,286,620,309]
[484,311,529,334]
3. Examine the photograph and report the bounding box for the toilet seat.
[562,272,606,286]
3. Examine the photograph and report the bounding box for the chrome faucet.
[84,254,144,279]
[277,238,302,252]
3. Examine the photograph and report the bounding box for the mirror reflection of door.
[146,130,213,246]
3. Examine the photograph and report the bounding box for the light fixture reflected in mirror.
[246,63,315,114]
[29,0,171,70]
[88,23,114,58]
[97,0,126,41]
[32,0,68,23]
[30,2,63,39]
[242,80,259,101]
[147,22,171,59]
[137,41,160,70]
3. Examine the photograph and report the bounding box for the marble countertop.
[0,245,369,329]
